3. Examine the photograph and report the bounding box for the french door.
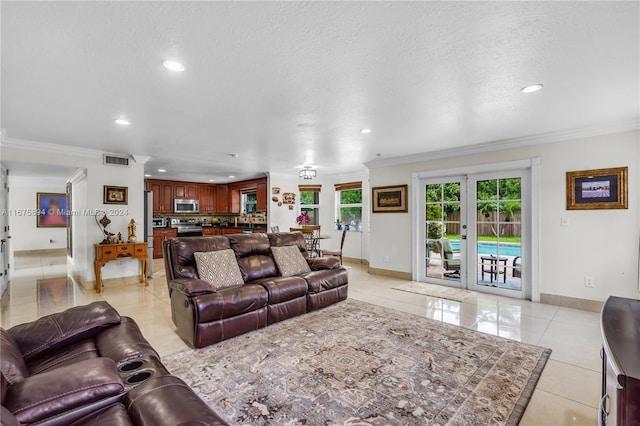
[418,169,529,299]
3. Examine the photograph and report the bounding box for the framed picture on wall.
[566,167,628,210]
[372,185,408,213]
[36,192,68,227]
[103,185,128,205]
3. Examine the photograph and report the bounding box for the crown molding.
[365,119,640,170]
[3,137,103,158]
[2,136,150,163]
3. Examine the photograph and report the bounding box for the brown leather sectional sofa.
[163,232,349,348]
[1,301,227,426]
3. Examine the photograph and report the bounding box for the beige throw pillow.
[194,249,244,290]
[271,245,311,277]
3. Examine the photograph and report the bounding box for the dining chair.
[324,228,347,264]
[290,226,320,257]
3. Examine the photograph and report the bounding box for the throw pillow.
[194,249,244,290]
[271,245,311,277]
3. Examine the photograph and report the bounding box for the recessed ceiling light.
[360,129,372,134]
[114,119,130,126]
[158,169,167,173]
[521,83,544,94]
[228,175,235,179]
[163,60,185,72]
[229,153,238,158]
[208,179,215,182]
[144,174,151,177]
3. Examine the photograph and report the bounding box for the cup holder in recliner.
[125,370,153,384]
[119,360,144,372]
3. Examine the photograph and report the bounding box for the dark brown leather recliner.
[163,232,348,348]
[0,301,228,426]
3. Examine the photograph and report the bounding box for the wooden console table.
[94,242,148,293]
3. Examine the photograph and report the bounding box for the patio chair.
[435,238,461,277]
[512,256,522,278]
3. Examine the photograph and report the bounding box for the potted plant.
[335,218,342,230]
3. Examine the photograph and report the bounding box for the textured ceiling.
[1,1,638,182]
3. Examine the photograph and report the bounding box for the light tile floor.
[1,253,601,425]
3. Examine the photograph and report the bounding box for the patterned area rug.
[162,299,550,425]
[392,282,475,302]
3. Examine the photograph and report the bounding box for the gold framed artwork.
[372,185,408,213]
[103,185,128,205]
[566,167,627,210]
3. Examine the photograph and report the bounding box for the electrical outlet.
[561,217,570,227]
[584,276,594,288]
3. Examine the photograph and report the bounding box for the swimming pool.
[449,241,521,257]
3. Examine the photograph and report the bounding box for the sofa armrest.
[126,375,229,426]
[307,257,341,271]
[169,278,216,297]
[4,358,124,425]
[8,301,121,360]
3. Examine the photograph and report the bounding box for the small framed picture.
[37,192,68,227]
[372,185,408,213]
[103,185,128,205]
[566,167,627,210]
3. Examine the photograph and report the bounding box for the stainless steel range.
[170,218,203,236]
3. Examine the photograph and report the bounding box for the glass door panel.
[424,181,464,285]
[471,175,523,296]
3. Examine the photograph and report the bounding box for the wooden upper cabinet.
[216,184,229,213]
[199,184,217,213]
[174,183,199,200]
[256,181,267,212]
[146,179,174,213]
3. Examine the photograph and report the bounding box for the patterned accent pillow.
[194,249,244,290]
[271,245,311,277]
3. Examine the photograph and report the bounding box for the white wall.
[2,142,146,286]
[368,130,640,302]
[8,176,68,251]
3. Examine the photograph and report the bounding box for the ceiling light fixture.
[158,169,166,173]
[360,128,372,134]
[114,119,130,126]
[162,60,185,72]
[208,179,215,182]
[228,175,235,179]
[521,83,544,94]
[299,166,317,180]
[144,174,151,177]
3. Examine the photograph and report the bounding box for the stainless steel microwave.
[173,199,199,213]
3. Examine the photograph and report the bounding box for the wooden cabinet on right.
[202,227,221,236]
[216,185,229,213]
[152,228,177,258]
[256,181,267,212]
[600,296,640,426]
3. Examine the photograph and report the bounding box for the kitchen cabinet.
[146,180,174,213]
[202,227,221,236]
[256,181,267,212]
[216,185,229,213]
[152,228,177,258]
[221,227,243,235]
[174,183,199,200]
[199,184,217,213]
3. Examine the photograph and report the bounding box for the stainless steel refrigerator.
[144,191,153,277]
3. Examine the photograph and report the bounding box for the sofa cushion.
[194,249,244,290]
[271,245,311,277]
[166,236,232,280]
[0,329,29,385]
[27,338,98,376]
[228,233,279,281]
[8,301,121,361]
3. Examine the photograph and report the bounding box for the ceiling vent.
[103,154,130,167]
